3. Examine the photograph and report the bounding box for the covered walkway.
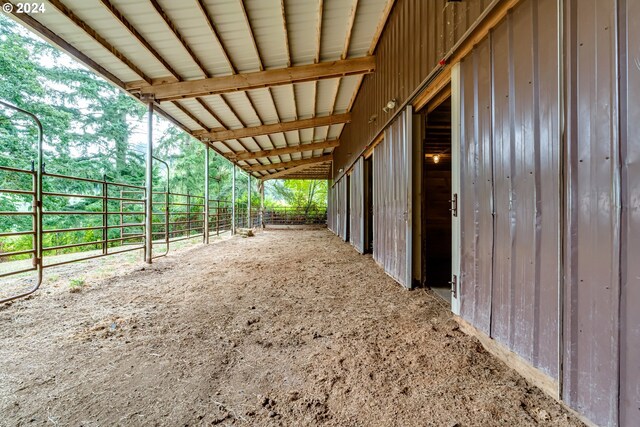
[0,230,582,426]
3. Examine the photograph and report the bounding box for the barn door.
[373,106,413,288]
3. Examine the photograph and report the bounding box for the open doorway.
[345,175,351,242]
[363,156,373,253]
[421,97,452,303]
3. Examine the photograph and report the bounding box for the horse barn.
[0,0,637,426]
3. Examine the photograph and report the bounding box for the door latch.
[449,193,458,217]
[448,274,458,298]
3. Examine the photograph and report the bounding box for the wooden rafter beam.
[196,0,236,73]
[342,0,359,59]
[238,0,264,70]
[232,139,340,161]
[195,113,350,141]
[280,0,291,67]
[261,160,332,181]
[315,0,324,63]
[99,0,181,80]
[136,57,375,101]
[149,0,209,77]
[46,0,152,84]
[249,154,332,173]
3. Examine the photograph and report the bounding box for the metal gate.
[1,102,238,304]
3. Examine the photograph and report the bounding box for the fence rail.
[262,207,327,225]
[1,101,326,304]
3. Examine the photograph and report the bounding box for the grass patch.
[68,277,86,293]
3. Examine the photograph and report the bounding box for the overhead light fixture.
[433,155,440,164]
[382,99,397,113]
[339,168,344,173]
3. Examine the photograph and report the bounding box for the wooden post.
[204,145,210,244]
[260,180,265,228]
[143,97,154,264]
[247,173,251,227]
[231,165,236,235]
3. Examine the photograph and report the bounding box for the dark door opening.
[422,98,452,303]
[363,155,373,253]
[345,175,351,242]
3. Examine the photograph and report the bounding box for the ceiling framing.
[1,0,396,180]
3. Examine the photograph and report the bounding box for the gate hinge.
[449,193,458,217]
[448,274,458,298]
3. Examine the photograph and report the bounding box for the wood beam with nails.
[231,139,340,161]
[195,113,351,141]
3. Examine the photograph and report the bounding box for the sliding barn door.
[373,106,413,288]
[349,157,365,253]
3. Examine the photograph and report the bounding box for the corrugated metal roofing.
[2,0,394,179]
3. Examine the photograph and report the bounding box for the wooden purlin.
[99,0,181,80]
[231,139,340,161]
[261,162,331,181]
[195,113,351,141]
[249,154,332,173]
[47,0,151,84]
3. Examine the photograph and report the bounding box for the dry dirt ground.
[0,229,584,427]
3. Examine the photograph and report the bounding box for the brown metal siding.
[333,0,491,179]
[489,0,560,379]
[459,36,493,335]
[563,1,620,425]
[619,0,640,424]
[349,158,365,253]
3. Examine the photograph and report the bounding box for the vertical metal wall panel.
[563,0,620,425]
[459,37,493,334]
[458,0,561,380]
[373,108,412,288]
[489,17,513,352]
[328,183,337,234]
[349,158,365,253]
[333,0,491,180]
[489,0,560,379]
[529,0,562,378]
[619,0,640,424]
[336,177,348,241]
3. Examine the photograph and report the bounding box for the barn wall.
[349,158,365,253]
[332,0,491,180]
[457,0,639,425]
[327,1,639,424]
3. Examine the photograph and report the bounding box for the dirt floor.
[0,229,584,427]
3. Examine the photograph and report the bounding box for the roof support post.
[231,164,236,235]
[260,181,265,229]
[143,96,154,263]
[247,173,251,228]
[204,144,210,244]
